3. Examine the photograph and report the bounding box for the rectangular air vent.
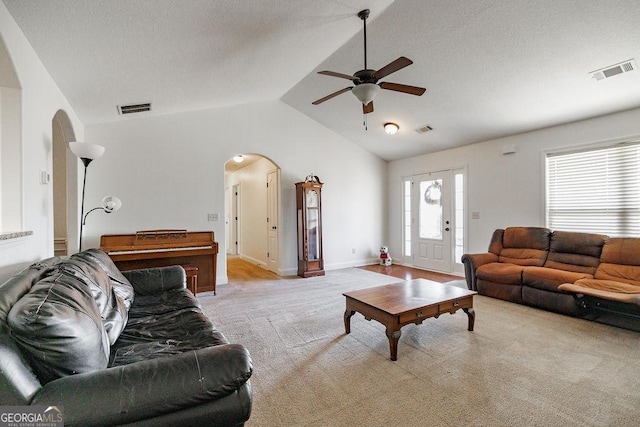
[117,102,151,115]
[590,59,637,81]
[415,124,433,134]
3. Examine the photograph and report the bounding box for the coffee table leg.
[463,308,475,331]
[385,329,402,361]
[344,310,356,334]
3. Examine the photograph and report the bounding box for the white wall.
[0,4,84,282]
[85,100,387,283]
[388,107,640,261]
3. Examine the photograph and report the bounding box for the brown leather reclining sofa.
[462,227,640,331]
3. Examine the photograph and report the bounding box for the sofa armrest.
[461,253,498,291]
[122,265,186,296]
[31,343,252,427]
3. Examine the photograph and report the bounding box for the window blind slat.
[546,141,640,237]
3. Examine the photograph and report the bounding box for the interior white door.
[411,171,452,272]
[266,170,279,273]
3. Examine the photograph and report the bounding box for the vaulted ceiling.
[4,0,640,160]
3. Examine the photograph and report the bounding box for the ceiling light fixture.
[384,122,399,135]
[352,83,380,106]
[233,154,244,163]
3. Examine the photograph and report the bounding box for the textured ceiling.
[4,0,640,161]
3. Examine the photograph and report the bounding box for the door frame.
[266,169,280,273]
[229,183,240,255]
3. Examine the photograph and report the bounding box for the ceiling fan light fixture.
[352,83,380,105]
[384,122,399,135]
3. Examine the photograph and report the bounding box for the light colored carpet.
[197,268,640,427]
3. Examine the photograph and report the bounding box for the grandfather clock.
[296,178,325,277]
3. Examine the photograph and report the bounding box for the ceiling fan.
[312,9,426,115]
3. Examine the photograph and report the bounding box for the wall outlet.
[351,248,356,254]
[472,211,480,219]
[208,213,219,221]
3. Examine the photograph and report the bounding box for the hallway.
[227,256,283,282]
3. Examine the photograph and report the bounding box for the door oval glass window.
[419,179,443,240]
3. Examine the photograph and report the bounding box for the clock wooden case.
[296,180,325,277]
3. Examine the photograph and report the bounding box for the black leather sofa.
[0,249,252,426]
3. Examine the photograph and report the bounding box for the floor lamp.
[69,141,105,252]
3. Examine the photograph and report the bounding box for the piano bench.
[182,264,198,294]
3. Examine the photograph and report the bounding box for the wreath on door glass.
[424,181,442,206]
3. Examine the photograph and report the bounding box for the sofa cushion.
[71,249,135,311]
[7,265,110,384]
[487,229,505,255]
[498,227,550,266]
[544,231,606,274]
[522,266,592,292]
[594,238,640,285]
[110,289,228,367]
[57,259,131,345]
[476,262,524,285]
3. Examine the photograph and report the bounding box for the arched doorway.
[52,110,78,255]
[224,153,281,275]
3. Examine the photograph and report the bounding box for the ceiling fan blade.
[362,101,374,114]
[373,56,413,79]
[318,70,358,81]
[379,82,426,96]
[312,87,353,105]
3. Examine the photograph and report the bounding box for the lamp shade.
[352,83,380,105]
[69,142,105,161]
[102,196,122,213]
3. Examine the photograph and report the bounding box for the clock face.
[306,190,318,208]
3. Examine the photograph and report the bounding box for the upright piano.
[100,230,218,294]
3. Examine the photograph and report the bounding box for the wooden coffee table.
[343,279,477,360]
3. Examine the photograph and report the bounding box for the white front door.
[412,171,452,272]
[266,170,279,273]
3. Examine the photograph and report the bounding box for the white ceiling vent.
[117,102,151,115]
[590,59,637,81]
[415,124,433,134]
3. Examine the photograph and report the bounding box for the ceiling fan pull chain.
[363,112,368,130]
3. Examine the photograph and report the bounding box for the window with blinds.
[546,141,640,237]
